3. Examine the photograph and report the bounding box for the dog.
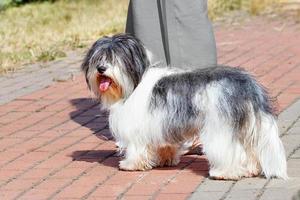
[81,34,288,180]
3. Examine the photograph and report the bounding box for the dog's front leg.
[119,143,154,171]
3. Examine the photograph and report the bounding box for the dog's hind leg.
[157,144,181,167]
[244,151,261,177]
[256,113,288,179]
[200,120,248,180]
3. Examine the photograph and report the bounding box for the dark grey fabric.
[126,0,217,69]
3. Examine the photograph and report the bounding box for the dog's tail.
[257,113,288,179]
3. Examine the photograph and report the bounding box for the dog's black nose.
[97,65,106,74]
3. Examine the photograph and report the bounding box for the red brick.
[37,137,80,152]
[12,137,50,152]
[125,169,176,196]
[53,184,94,199]
[83,164,116,177]
[51,167,83,179]
[1,178,37,191]
[20,168,51,180]
[155,193,189,200]
[71,173,106,187]
[0,151,22,166]
[34,156,70,169]
[125,183,160,196]
[0,189,19,199]
[0,123,28,136]
[2,157,37,170]
[186,161,209,172]
[63,129,93,138]
[277,93,299,110]
[37,178,70,190]
[25,122,55,131]
[53,121,82,131]
[0,169,21,181]
[17,188,54,200]
[0,138,22,151]
[159,171,205,194]
[4,99,34,107]
[89,185,125,198]
[0,112,29,125]
[122,195,152,200]
[105,171,143,185]
[15,102,48,112]
[8,130,40,138]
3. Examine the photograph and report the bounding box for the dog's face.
[81,34,150,109]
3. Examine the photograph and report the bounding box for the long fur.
[82,34,288,180]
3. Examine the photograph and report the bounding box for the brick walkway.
[0,17,300,200]
[0,51,82,105]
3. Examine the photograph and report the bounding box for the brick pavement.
[0,51,82,105]
[0,17,300,200]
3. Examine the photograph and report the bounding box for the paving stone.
[277,99,300,135]
[291,149,300,159]
[288,123,300,135]
[287,159,300,177]
[281,135,300,157]
[259,188,295,200]
[266,176,300,189]
[192,179,234,192]
[230,178,267,190]
[225,189,260,200]
[189,191,225,200]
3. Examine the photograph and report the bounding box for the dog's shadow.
[69,98,113,140]
[70,149,208,176]
[69,98,208,176]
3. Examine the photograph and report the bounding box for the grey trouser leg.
[126,0,217,69]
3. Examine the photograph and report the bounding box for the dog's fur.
[81,34,288,180]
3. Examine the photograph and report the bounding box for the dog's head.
[81,34,150,109]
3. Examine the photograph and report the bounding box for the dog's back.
[150,65,274,138]
[149,65,287,179]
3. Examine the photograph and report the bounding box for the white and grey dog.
[81,34,287,180]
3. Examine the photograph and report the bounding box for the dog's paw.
[119,160,136,171]
[171,157,180,166]
[209,169,241,181]
[244,171,260,178]
[166,158,180,167]
[119,159,153,171]
[161,156,180,167]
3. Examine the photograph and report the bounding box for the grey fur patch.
[150,66,275,142]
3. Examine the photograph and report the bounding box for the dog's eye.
[97,65,106,74]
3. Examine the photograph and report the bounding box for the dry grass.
[0,0,128,73]
[208,0,280,20]
[0,0,288,73]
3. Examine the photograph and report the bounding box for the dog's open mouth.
[98,75,112,92]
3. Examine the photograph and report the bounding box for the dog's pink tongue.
[99,79,111,92]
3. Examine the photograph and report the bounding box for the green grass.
[0,0,128,73]
[0,0,282,73]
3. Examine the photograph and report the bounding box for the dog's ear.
[111,33,150,87]
[81,50,93,89]
[81,39,99,73]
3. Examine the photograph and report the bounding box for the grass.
[0,0,128,73]
[208,0,280,20]
[0,0,286,73]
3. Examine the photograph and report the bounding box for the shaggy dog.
[81,34,287,180]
